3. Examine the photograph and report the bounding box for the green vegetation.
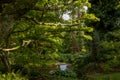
[0,0,120,80]
[88,72,120,80]
[0,72,28,80]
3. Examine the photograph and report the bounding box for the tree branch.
[0,46,20,52]
[12,26,32,34]
[32,5,64,11]
[22,16,80,27]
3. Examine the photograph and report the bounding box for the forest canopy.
[0,0,120,80]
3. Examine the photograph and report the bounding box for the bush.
[102,64,112,73]
[108,57,120,68]
[0,72,28,80]
[73,53,91,76]
[28,70,43,80]
[0,63,6,73]
[58,54,77,63]
[51,70,77,79]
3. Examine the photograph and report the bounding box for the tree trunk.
[71,31,77,53]
[0,52,11,72]
[0,15,14,72]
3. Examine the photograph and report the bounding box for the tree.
[88,0,120,70]
[0,0,40,72]
[0,0,98,73]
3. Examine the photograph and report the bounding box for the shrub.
[0,72,28,80]
[58,54,77,63]
[51,70,77,79]
[102,64,112,73]
[0,63,6,73]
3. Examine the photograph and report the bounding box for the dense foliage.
[0,0,120,80]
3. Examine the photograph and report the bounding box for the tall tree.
[89,0,120,64]
[0,0,98,72]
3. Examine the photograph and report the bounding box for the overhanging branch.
[0,46,20,52]
[32,5,64,11]
[22,16,80,27]
[38,22,79,27]
[12,26,32,34]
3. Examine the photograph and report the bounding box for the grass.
[87,72,120,80]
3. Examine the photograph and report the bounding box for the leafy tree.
[0,0,99,75]
[88,0,120,71]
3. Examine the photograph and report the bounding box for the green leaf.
[82,35,92,40]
